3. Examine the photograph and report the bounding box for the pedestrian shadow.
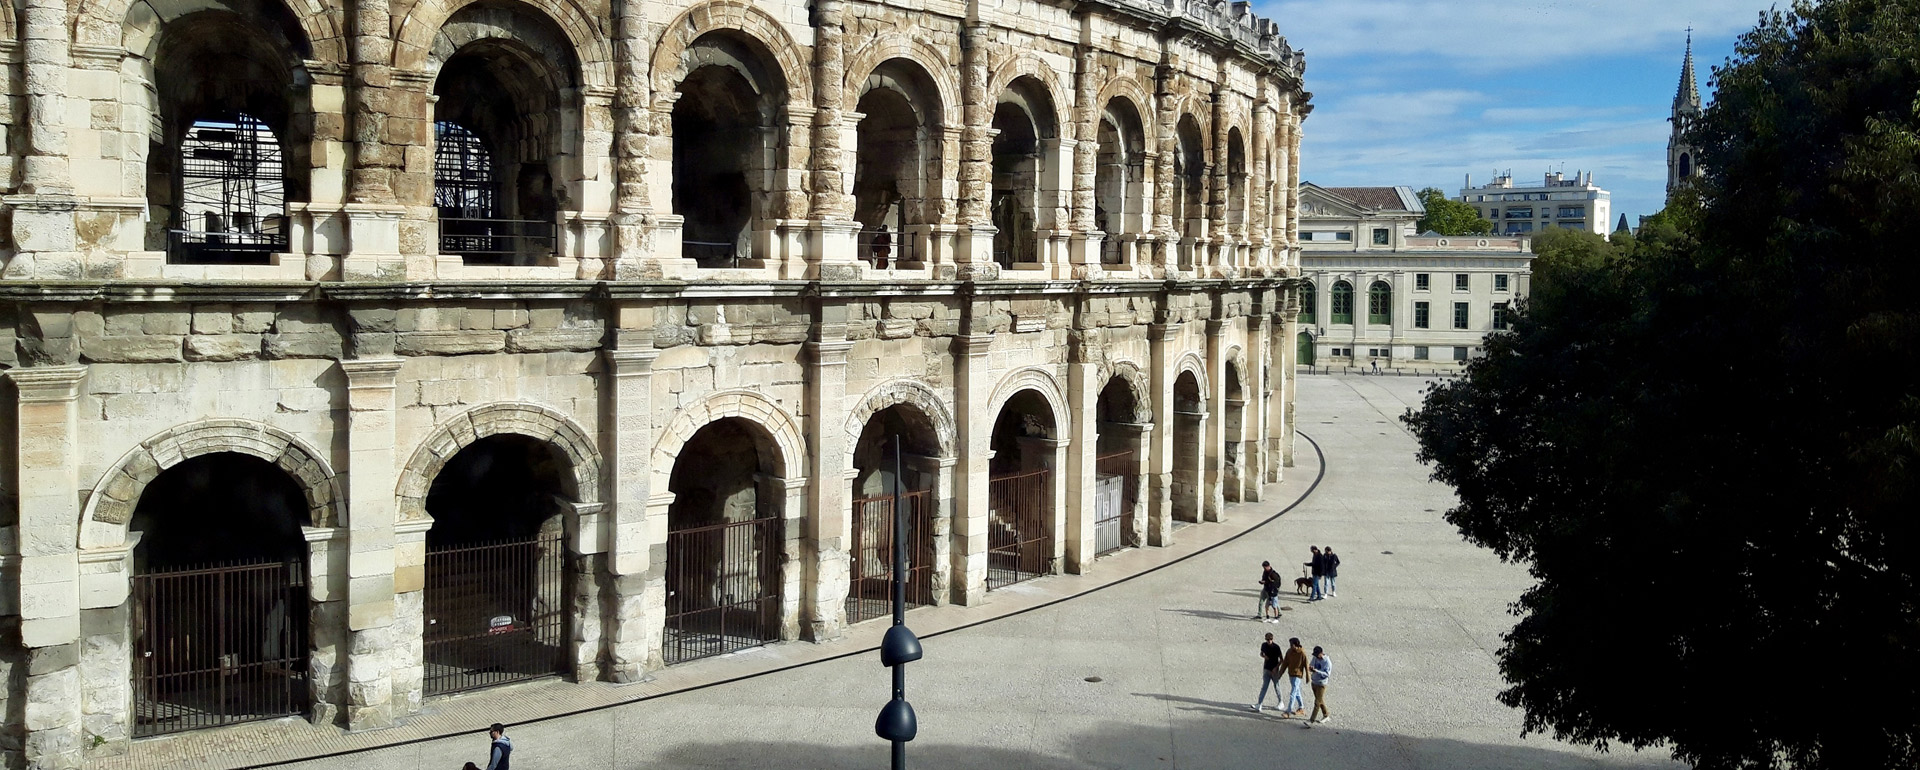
[1130,691,1265,718]
[1160,607,1259,622]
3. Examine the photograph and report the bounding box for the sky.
[1263,0,1784,225]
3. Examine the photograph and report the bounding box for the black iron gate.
[1095,450,1136,555]
[665,516,781,664]
[423,533,568,696]
[987,469,1054,590]
[847,489,934,624]
[132,560,309,737]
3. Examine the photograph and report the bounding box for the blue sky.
[1264,0,1782,225]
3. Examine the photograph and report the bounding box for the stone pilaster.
[348,0,394,204]
[804,330,854,640]
[340,358,403,730]
[1285,109,1302,265]
[611,0,654,278]
[1207,78,1229,275]
[1152,65,1179,276]
[1067,39,1100,279]
[19,0,72,195]
[1280,291,1301,468]
[1064,359,1098,573]
[1146,323,1176,546]
[929,456,958,603]
[603,335,657,682]
[955,21,997,274]
[1245,311,1270,499]
[8,366,87,770]
[807,0,860,278]
[1203,318,1228,521]
[951,331,993,603]
[1249,88,1271,265]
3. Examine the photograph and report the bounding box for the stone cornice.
[4,366,88,401]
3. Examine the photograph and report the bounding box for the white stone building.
[1296,183,1532,369]
[1460,170,1611,236]
[0,0,1312,765]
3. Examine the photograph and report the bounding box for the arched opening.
[1223,360,1248,501]
[1369,280,1392,325]
[431,4,579,264]
[665,418,785,663]
[421,434,573,695]
[673,33,784,267]
[1173,116,1207,270]
[1226,128,1248,239]
[987,390,1059,589]
[1095,98,1146,266]
[991,77,1056,269]
[847,405,942,624]
[140,8,309,264]
[1678,152,1692,178]
[1171,371,1206,523]
[129,453,311,736]
[854,60,942,268]
[1299,280,1317,324]
[1297,332,1316,367]
[1094,377,1146,554]
[1331,280,1355,325]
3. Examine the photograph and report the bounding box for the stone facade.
[0,0,1308,766]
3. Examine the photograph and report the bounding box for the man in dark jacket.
[1305,546,1324,601]
[1258,561,1283,620]
[486,723,513,770]
[1322,546,1340,598]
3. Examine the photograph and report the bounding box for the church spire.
[1674,29,1701,114]
[1668,29,1703,194]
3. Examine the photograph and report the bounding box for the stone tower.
[1668,31,1704,193]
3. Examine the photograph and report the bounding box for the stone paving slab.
[91,437,1326,770]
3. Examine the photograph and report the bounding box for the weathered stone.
[505,327,601,353]
[348,308,398,333]
[263,333,344,360]
[395,330,505,356]
[184,334,262,362]
[79,335,182,363]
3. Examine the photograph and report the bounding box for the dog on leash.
[1293,567,1314,596]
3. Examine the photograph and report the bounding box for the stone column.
[1286,110,1302,268]
[1207,79,1229,275]
[1280,292,1300,468]
[340,358,403,730]
[807,0,860,278]
[9,366,87,769]
[804,330,854,640]
[1064,358,1097,574]
[929,457,958,603]
[1203,318,1228,521]
[340,0,405,280]
[602,331,658,681]
[951,332,993,603]
[611,0,654,278]
[1067,39,1101,277]
[776,475,811,641]
[19,0,71,195]
[1249,89,1271,270]
[1152,72,1179,276]
[955,21,997,278]
[1146,323,1176,546]
[1245,311,1270,499]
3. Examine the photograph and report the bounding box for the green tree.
[1524,227,1619,300]
[1414,187,1494,235]
[1403,2,1920,768]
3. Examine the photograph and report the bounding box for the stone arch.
[986,52,1070,127]
[1174,351,1211,397]
[1097,360,1154,424]
[422,1,579,89]
[651,389,808,494]
[651,0,810,107]
[1224,345,1248,392]
[986,366,1072,439]
[394,0,613,88]
[1095,77,1156,144]
[397,402,602,523]
[79,0,345,63]
[843,379,958,470]
[842,35,958,123]
[80,419,341,550]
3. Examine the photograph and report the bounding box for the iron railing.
[847,489,934,625]
[132,560,309,737]
[683,240,743,267]
[1095,450,1137,554]
[439,217,556,263]
[167,229,288,265]
[665,516,781,664]
[422,534,568,696]
[857,230,916,268]
[986,469,1054,590]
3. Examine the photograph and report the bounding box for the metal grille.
[1095,449,1137,555]
[423,534,568,697]
[132,560,309,737]
[665,516,781,665]
[847,489,933,625]
[858,229,916,267]
[171,114,288,264]
[434,121,495,217]
[987,469,1054,591]
[437,217,558,263]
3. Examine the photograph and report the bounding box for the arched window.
[1368,281,1392,325]
[1331,281,1354,325]
[173,114,288,264]
[1678,153,1692,178]
[1298,281,1316,322]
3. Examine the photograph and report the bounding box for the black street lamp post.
[875,436,921,768]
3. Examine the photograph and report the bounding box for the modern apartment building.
[1460,170,1611,236]
[1298,184,1534,369]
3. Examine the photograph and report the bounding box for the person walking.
[1281,637,1311,717]
[1249,632,1285,713]
[484,723,513,770]
[1258,561,1283,621]
[1322,547,1340,598]
[1305,645,1333,726]
[1304,546,1325,601]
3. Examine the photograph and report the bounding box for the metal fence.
[857,230,916,267]
[683,240,743,267]
[1095,450,1137,554]
[439,217,557,263]
[847,489,934,625]
[167,229,288,265]
[422,534,568,697]
[132,560,309,737]
[664,516,782,664]
[986,469,1054,591]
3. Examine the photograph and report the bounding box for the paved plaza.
[267,375,1679,770]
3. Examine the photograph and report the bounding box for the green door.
[1296,332,1315,367]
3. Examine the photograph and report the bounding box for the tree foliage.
[1414,186,1494,235]
[1404,2,1920,768]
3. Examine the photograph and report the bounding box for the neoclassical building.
[0,0,1307,765]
